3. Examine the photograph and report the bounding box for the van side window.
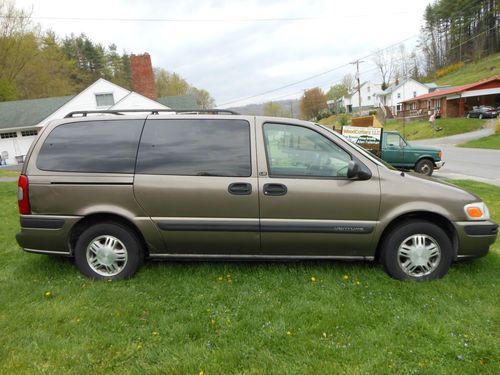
[37,120,144,173]
[136,119,251,177]
[263,123,351,178]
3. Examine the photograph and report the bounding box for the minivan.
[16,109,498,281]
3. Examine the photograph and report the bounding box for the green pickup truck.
[354,131,444,176]
[378,131,444,176]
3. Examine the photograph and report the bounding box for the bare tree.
[372,49,396,90]
[341,73,355,93]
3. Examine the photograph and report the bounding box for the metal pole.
[351,60,364,116]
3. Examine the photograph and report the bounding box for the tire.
[479,114,483,119]
[74,222,144,280]
[380,220,453,281]
[415,159,434,176]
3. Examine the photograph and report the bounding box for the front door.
[134,117,260,255]
[256,120,381,257]
[382,132,405,166]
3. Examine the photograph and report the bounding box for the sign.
[341,126,383,154]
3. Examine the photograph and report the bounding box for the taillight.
[18,175,31,215]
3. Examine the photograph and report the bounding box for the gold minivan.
[16,110,498,280]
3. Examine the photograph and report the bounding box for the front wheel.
[74,222,144,280]
[380,220,453,281]
[415,159,434,176]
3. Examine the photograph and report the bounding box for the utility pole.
[351,60,364,116]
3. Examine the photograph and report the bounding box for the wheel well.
[375,211,458,262]
[415,157,435,167]
[68,213,149,257]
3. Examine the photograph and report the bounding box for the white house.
[341,81,382,113]
[376,78,430,117]
[0,78,171,165]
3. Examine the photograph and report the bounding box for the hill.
[435,53,500,86]
[228,99,300,117]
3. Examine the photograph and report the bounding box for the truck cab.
[381,131,444,176]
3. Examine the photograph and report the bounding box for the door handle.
[263,183,287,196]
[228,182,252,195]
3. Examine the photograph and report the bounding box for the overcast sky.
[16,0,431,107]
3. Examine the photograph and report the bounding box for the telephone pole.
[350,60,364,116]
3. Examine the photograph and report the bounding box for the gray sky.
[16,0,431,106]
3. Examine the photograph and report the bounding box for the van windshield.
[316,124,397,170]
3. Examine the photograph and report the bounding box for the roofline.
[402,76,500,102]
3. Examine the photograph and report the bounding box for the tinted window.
[136,119,251,176]
[37,120,144,173]
[263,123,351,177]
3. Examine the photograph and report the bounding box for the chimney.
[130,53,157,100]
[395,78,400,86]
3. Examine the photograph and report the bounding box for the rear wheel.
[74,222,144,280]
[381,220,453,281]
[415,159,434,176]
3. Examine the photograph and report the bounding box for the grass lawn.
[0,180,499,373]
[459,134,500,150]
[0,169,20,177]
[384,118,486,140]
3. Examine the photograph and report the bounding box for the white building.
[376,78,430,117]
[341,81,382,113]
[0,78,172,165]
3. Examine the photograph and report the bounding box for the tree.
[341,74,355,93]
[263,102,284,117]
[373,49,396,90]
[326,83,348,101]
[300,87,328,120]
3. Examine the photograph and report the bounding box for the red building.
[401,77,500,118]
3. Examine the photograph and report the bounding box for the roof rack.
[64,108,240,118]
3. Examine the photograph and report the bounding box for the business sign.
[341,126,383,154]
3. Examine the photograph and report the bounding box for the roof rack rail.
[64,108,240,118]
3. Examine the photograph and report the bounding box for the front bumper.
[16,215,82,256]
[453,220,498,259]
[434,161,445,169]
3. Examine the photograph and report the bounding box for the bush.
[368,110,377,116]
[435,62,465,78]
[338,114,350,126]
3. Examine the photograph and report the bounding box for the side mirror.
[347,160,372,180]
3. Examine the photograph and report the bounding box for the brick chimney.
[130,53,157,100]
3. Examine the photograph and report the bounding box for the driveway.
[412,120,500,186]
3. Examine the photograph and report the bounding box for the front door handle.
[228,182,252,195]
[263,183,287,196]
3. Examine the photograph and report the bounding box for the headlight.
[464,202,490,220]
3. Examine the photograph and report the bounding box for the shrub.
[338,114,350,126]
[435,62,465,78]
[368,110,378,116]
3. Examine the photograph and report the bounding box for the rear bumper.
[453,220,498,259]
[16,215,82,256]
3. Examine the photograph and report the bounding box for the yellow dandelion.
[479,358,485,365]
[227,274,231,278]
[287,330,292,336]
[44,291,52,298]
[356,281,361,286]
[199,371,204,375]
[322,332,327,338]
[342,274,349,281]
[211,319,216,325]
[152,331,159,336]
[217,276,223,281]
[310,276,316,283]
[137,344,143,350]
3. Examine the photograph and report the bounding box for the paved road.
[412,121,500,186]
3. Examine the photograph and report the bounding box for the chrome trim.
[24,248,71,256]
[435,161,445,169]
[149,253,374,261]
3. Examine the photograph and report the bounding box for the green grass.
[0,180,499,374]
[434,52,500,86]
[459,134,500,150]
[0,169,20,177]
[384,118,486,140]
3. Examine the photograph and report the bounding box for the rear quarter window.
[36,120,144,173]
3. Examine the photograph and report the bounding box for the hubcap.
[420,164,431,175]
[86,235,128,276]
[397,234,441,277]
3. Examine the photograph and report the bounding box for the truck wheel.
[74,222,144,280]
[380,220,453,281]
[415,159,434,176]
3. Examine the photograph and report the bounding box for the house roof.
[381,78,422,95]
[402,77,500,102]
[0,95,74,130]
[156,95,199,109]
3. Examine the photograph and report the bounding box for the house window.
[367,96,371,101]
[367,86,371,93]
[95,93,115,107]
[21,129,38,137]
[397,93,401,99]
[413,91,417,98]
[0,132,17,139]
[396,104,402,111]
